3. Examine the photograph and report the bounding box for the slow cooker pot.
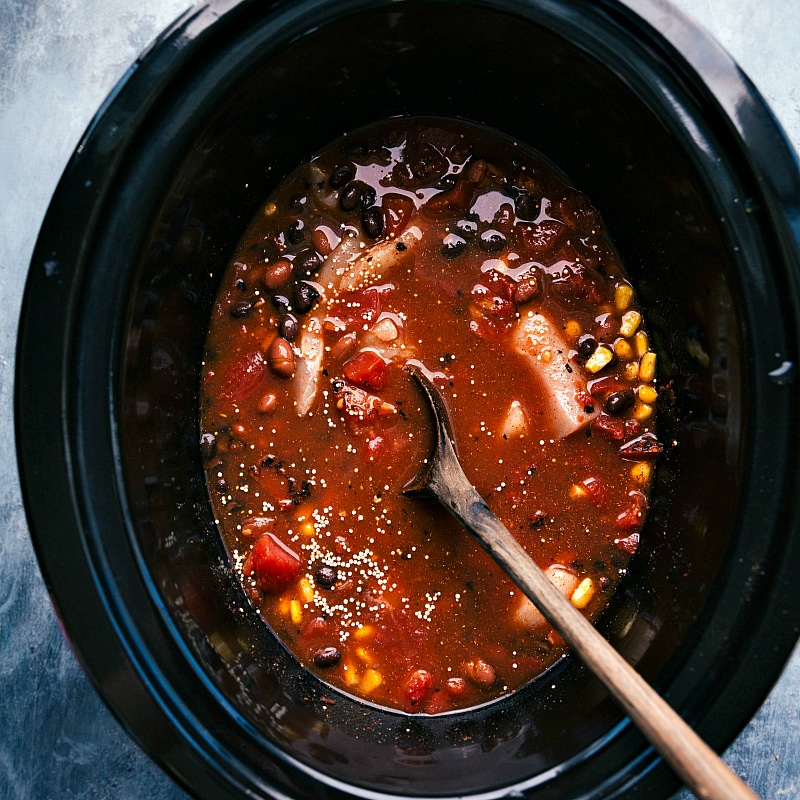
[15,0,800,798]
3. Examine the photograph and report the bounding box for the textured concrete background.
[1,1,798,798]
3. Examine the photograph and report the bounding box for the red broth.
[201,118,660,713]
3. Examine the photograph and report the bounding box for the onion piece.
[511,311,598,439]
[514,565,580,629]
[338,225,422,292]
[294,315,324,416]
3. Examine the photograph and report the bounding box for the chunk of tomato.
[382,193,416,238]
[219,351,266,402]
[343,350,389,392]
[404,668,434,707]
[243,532,302,593]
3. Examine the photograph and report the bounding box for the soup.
[200,118,660,713]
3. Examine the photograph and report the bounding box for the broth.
[200,118,660,713]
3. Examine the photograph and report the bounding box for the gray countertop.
[1,1,798,798]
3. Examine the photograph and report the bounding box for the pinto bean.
[268,336,295,378]
[264,258,293,290]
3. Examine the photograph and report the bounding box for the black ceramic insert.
[16,1,800,799]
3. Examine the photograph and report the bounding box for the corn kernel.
[299,577,314,603]
[639,351,657,383]
[634,331,649,357]
[619,310,642,338]
[300,520,315,537]
[356,646,374,664]
[565,319,582,339]
[614,338,634,360]
[360,668,383,694]
[569,484,589,500]
[289,599,303,626]
[342,663,360,686]
[264,202,277,216]
[638,384,658,404]
[623,361,640,382]
[279,598,291,616]
[630,462,652,485]
[633,401,654,421]
[353,624,374,640]
[585,345,614,373]
[571,578,595,609]
[614,284,634,311]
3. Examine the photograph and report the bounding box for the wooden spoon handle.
[431,471,759,800]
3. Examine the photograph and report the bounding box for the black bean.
[329,163,355,189]
[340,180,376,213]
[215,477,228,493]
[442,233,467,259]
[606,389,635,415]
[230,299,254,318]
[234,278,247,291]
[315,565,337,589]
[200,431,217,461]
[360,184,376,210]
[435,173,457,191]
[289,194,307,211]
[293,248,322,278]
[339,181,365,212]
[313,646,342,667]
[362,206,385,239]
[456,218,478,239]
[271,294,291,314]
[294,281,320,314]
[515,193,540,221]
[577,333,598,360]
[479,229,507,252]
[278,313,299,342]
[286,219,305,244]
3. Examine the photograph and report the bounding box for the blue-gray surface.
[1,1,798,798]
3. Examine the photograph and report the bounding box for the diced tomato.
[481,268,516,302]
[343,350,389,391]
[470,284,517,337]
[518,219,565,255]
[614,532,640,554]
[580,476,607,506]
[219,351,266,402]
[551,262,603,305]
[614,491,647,531]
[382,193,416,238]
[242,532,302,593]
[592,414,625,441]
[421,178,475,218]
[404,668,434,707]
[588,375,628,397]
[334,287,386,330]
[619,433,663,461]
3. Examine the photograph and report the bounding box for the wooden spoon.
[403,365,758,800]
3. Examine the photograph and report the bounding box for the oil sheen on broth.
[200,118,661,714]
